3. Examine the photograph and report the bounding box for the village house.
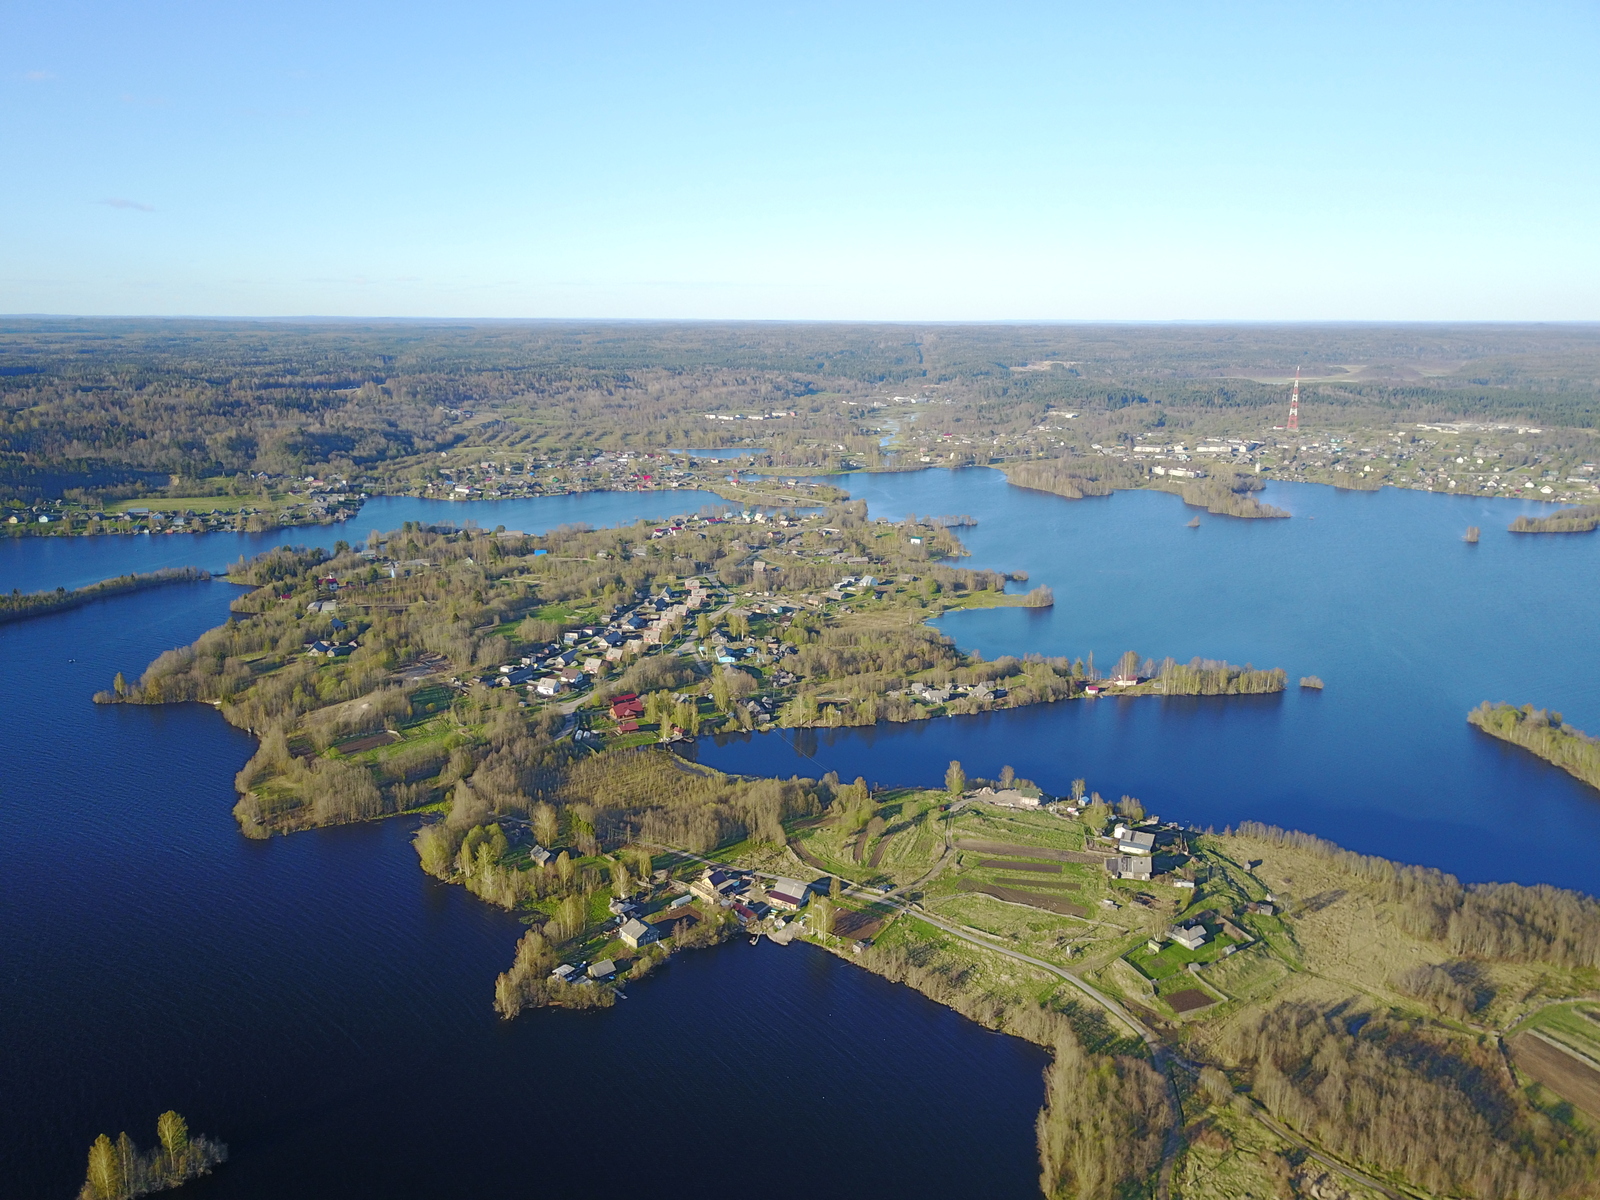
[765,878,811,910]
[1106,854,1154,881]
[618,918,659,949]
[610,695,645,721]
[587,959,616,981]
[1113,824,1157,856]
[690,868,746,904]
[1170,924,1208,951]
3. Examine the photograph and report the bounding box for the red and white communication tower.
[1287,367,1301,432]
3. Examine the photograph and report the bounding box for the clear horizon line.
[4,313,1600,328]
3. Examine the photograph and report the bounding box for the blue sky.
[2,1,1596,319]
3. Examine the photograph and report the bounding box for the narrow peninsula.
[1469,702,1600,792]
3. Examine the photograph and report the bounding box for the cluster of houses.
[902,680,1005,706]
[1104,821,1161,881]
[689,866,811,923]
[545,865,825,989]
[469,581,720,701]
[491,643,587,695]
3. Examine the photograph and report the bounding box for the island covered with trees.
[77,1111,226,1200]
[1510,505,1600,534]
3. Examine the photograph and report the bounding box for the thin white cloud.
[23,70,56,82]
[99,198,155,212]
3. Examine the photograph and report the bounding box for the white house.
[1170,925,1208,951]
[766,878,811,910]
[1113,824,1157,856]
[618,918,659,949]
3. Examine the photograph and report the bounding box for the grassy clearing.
[1127,934,1240,982]
[1516,1002,1600,1062]
[107,493,294,515]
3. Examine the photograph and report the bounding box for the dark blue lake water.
[7,469,1600,1196]
[693,469,1600,893]
[0,489,1044,1199]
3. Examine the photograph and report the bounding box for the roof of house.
[768,878,810,903]
[587,959,616,979]
[619,917,654,941]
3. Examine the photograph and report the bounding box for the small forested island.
[1469,702,1600,793]
[1003,459,1289,519]
[78,1112,225,1200]
[1510,505,1600,534]
[0,568,209,625]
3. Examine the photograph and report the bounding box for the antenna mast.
[1287,368,1301,432]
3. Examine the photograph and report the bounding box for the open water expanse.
[1,488,1042,1199]
[697,469,1600,894]
[4,472,1600,1196]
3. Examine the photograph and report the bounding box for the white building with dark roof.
[766,878,811,910]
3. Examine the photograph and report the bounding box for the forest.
[6,319,1600,509]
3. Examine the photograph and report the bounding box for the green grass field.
[1516,1003,1600,1063]
[1127,934,1239,981]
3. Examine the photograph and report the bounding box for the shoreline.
[0,567,212,625]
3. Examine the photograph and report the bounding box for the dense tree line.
[1509,505,1600,534]
[78,1112,226,1200]
[1234,821,1600,968]
[1223,1001,1595,1199]
[1,567,207,624]
[1470,702,1600,793]
[1001,459,1141,500]
[1035,1029,1172,1200]
[1156,658,1287,695]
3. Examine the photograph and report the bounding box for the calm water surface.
[1,488,1044,1199]
[8,470,1600,1195]
[694,469,1600,892]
